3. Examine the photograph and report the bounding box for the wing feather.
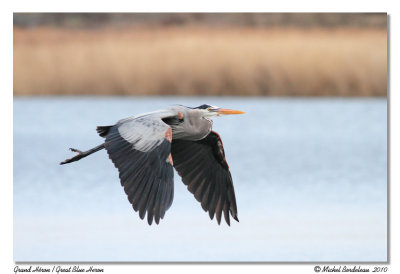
[171,131,239,225]
[101,113,176,225]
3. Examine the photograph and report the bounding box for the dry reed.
[13,26,387,96]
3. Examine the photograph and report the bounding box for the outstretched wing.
[171,131,239,225]
[101,113,176,225]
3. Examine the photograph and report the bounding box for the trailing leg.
[60,143,105,165]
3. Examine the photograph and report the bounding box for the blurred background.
[13,13,387,262]
[13,13,387,96]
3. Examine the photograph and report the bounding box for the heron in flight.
[61,104,244,225]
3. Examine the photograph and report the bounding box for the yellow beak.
[217,108,245,115]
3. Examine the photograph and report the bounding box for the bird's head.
[194,104,245,118]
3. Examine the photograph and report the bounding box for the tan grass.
[13,26,387,96]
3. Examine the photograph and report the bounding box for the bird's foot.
[60,148,84,165]
[70,148,83,154]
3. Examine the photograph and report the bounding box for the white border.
[3,1,397,274]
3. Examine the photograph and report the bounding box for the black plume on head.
[195,104,212,109]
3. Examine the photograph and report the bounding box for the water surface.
[13,96,387,262]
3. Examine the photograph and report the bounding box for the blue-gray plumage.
[61,104,245,225]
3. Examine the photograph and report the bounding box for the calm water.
[13,96,387,262]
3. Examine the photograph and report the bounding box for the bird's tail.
[96,125,112,137]
[60,143,105,165]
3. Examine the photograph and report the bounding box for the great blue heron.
[61,104,245,225]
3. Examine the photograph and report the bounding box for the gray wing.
[171,131,239,225]
[100,113,176,225]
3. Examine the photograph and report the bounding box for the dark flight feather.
[171,131,239,225]
[103,125,174,225]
